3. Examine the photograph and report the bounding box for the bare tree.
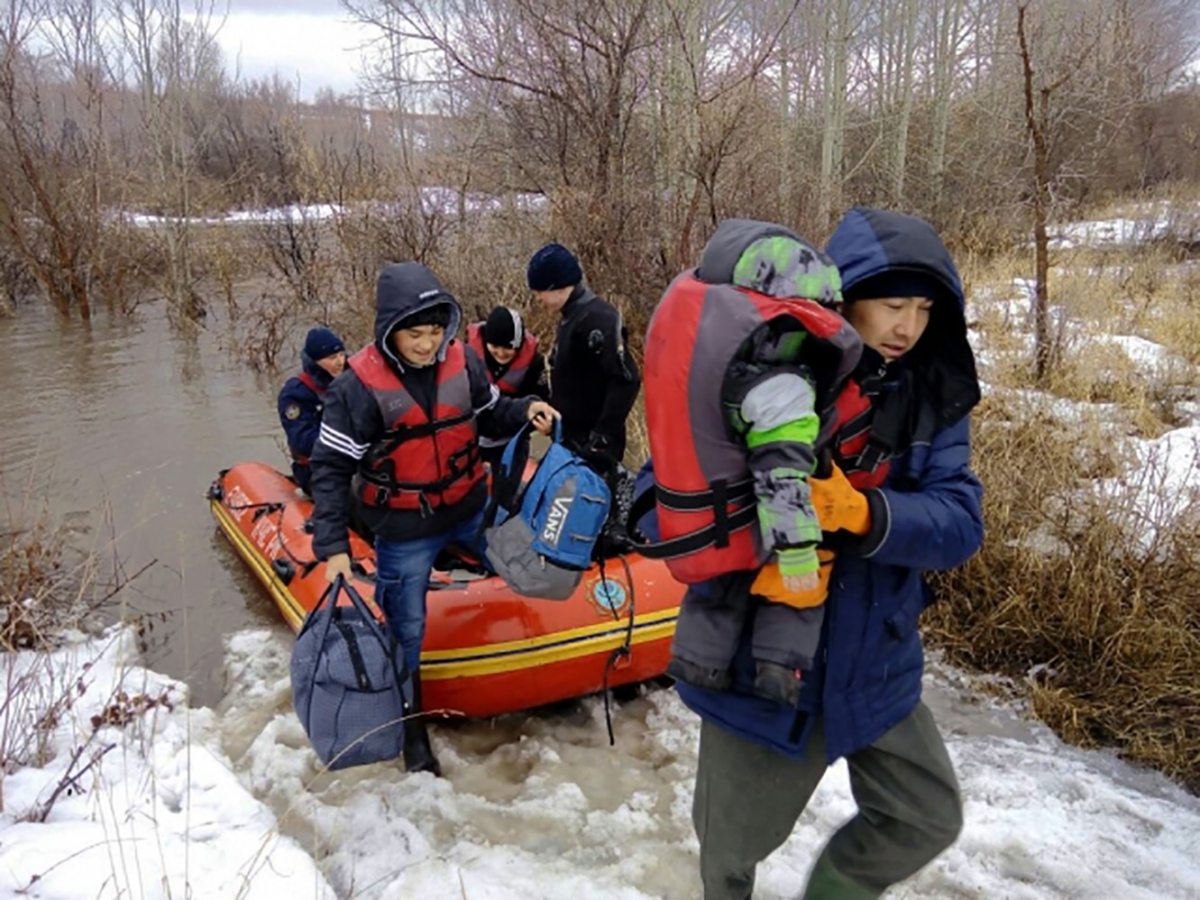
[112,0,228,322]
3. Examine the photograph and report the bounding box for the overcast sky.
[215,1,374,98]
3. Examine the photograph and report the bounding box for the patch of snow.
[1097,425,1200,549]
[0,629,333,899]
[207,629,1200,900]
[120,190,546,230]
[1048,217,1173,250]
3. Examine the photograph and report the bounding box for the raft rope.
[217,492,363,579]
[600,553,636,747]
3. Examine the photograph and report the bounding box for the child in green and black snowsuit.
[666,224,860,708]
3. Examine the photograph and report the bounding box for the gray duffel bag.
[290,575,410,770]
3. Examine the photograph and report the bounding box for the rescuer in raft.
[277,326,346,494]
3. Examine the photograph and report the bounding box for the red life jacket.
[641,271,862,584]
[296,370,327,397]
[348,340,483,513]
[830,380,893,490]
[465,322,539,396]
[288,371,327,465]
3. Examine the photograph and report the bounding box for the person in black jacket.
[310,262,558,776]
[527,243,641,475]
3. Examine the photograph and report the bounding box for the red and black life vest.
[348,340,483,513]
[640,271,865,584]
[829,379,894,490]
[288,371,328,465]
[465,322,539,396]
[296,370,326,397]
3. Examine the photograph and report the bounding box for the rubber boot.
[753,661,802,707]
[666,655,732,692]
[802,851,879,900]
[402,674,443,777]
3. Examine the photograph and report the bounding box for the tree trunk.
[1018,2,1052,384]
[819,0,849,231]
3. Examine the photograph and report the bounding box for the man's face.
[392,324,445,367]
[533,286,573,313]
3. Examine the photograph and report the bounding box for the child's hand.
[782,571,820,594]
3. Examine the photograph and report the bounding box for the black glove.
[580,431,617,473]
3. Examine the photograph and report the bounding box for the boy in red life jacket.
[277,326,345,493]
[641,221,865,708]
[309,263,558,776]
[465,306,550,465]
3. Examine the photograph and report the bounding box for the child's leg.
[667,572,755,691]
[751,601,824,706]
[374,533,452,674]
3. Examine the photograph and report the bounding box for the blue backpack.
[484,421,611,599]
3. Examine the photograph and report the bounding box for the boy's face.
[533,285,573,312]
[845,296,933,362]
[486,342,517,365]
[316,351,346,377]
[392,324,445,367]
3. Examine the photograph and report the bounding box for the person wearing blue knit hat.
[277,326,346,493]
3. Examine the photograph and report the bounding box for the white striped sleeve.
[318,422,370,459]
[474,383,500,414]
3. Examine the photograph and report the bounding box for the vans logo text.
[541,496,573,546]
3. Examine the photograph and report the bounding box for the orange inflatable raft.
[208,462,684,719]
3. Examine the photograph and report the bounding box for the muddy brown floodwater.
[2,300,299,705]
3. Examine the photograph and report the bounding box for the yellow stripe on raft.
[212,500,307,630]
[210,500,679,681]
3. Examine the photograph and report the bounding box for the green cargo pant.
[692,703,963,900]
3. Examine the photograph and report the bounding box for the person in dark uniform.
[277,326,345,493]
[526,243,641,474]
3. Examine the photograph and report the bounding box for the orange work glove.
[809,464,871,535]
[751,549,837,610]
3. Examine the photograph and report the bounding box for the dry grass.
[927,404,1200,789]
[939,237,1200,790]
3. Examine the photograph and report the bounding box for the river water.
[1,300,289,706]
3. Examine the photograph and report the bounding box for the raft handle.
[271,558,296,586]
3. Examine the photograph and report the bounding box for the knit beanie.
[843,270,951,306]
[526,243,583,291]
[482,306,525,349]
[303,326,344,361]
[397,303,454,330]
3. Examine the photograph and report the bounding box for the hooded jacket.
[309,263,533,556]
[675,208,984,763]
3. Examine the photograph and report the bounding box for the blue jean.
[374,509,486,674]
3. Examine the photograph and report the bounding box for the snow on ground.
[200,628,1200,900]
[120,189,546,229]
[0,629,333,899]
[1048,216,1176,250]
[1097,425,1200,548]
[1046,202,1200,250]
[13,625,1198,900]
